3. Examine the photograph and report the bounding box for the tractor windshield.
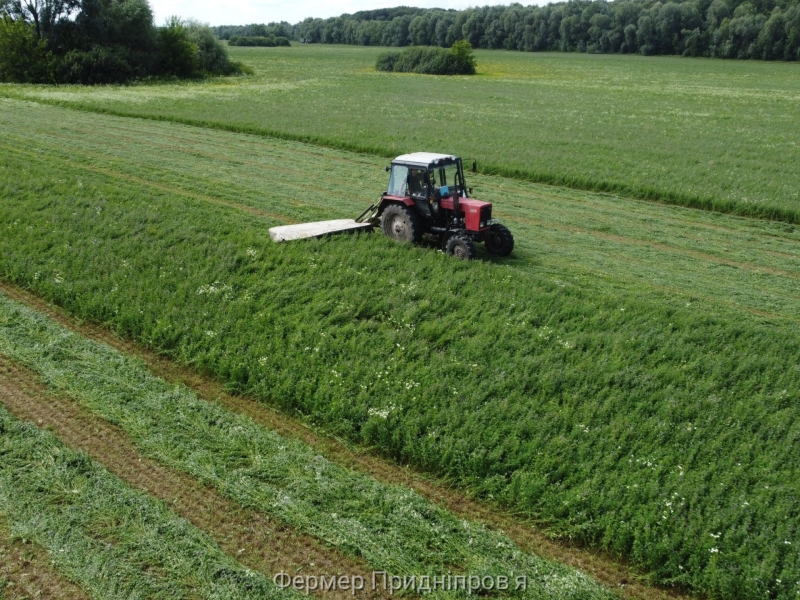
[436,161,465,198]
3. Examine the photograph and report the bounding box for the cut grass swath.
[0,353,391,600]
[0,403,291,599]
[0,292,615,600]
[0,514,88,600]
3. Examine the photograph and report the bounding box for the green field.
[0,406,286,599]
[1,97,799,599]
[2,45,799,220]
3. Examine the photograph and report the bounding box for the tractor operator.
[408,168,428,198]
[408,168,437,218]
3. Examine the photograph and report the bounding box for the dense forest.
[215,0,800,61]
[0,0,246,83]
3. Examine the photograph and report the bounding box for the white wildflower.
[368,407,390,419]
[197,281,231,295]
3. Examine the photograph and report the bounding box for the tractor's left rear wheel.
[381,204,422,243]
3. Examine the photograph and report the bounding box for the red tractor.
[358,153,514,259]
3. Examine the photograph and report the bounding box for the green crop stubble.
[1,100,799,599]
[2,46,800,221]
[0,294,614,600]
[0,405,289,599]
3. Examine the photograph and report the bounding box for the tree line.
[0,0,247,83]
[228,35,290,47]
[226,1,800,61]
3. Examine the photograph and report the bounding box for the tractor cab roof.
[392,153,459,169]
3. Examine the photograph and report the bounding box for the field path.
[0,516,89,600]
[0,352,390,600]
[0,280,689,600]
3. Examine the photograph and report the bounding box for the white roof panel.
[393,152,457,167]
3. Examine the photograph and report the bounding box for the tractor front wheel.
[445,235,477,260]
[381,204,422,243]
[484,223,514,257]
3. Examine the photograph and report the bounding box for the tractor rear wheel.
[445,235,477,260]
[484,223,514,257]
[381,204,422,243]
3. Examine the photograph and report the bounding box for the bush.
[62,0,158,82]
[55,45,144,84]
[0,6,251,84]
[375,50,398,71]
[228,35,290,47]
[157,17,199,78]
[375,41,476,75]
[449,40,477,72]
[185,20,246,75]
[76,0,157,55]
[0,16,52,82]
[156,19,251,77]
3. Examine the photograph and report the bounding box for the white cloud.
[148,0,544,27]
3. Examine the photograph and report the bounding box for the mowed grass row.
[3,99,800,323]
[3,45,800,220]
[0,293,614,600]
[0,512,90,600]
[0,404,288,599]
[0,101,799,598]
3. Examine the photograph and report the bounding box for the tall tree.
[1,0,79,38]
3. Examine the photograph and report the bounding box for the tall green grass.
[0,294,614,600]
[3,98,799,323]
[2,45,799,221]
[0,100,799,599]
[0,404,289,599]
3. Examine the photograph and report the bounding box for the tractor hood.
[439,197,490,212]
[440,197,492,231]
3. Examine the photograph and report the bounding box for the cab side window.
[408,170,428,198]
[388,165,409,196]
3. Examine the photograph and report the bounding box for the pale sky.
[148,1,532,27]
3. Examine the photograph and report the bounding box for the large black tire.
[445,234,478,260]
[484,223,514,257]
[381,204,422,243]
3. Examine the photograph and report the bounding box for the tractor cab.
[387,154,468,204]
[369,152,514,259]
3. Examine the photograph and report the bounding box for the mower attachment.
[269,219,372,242]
